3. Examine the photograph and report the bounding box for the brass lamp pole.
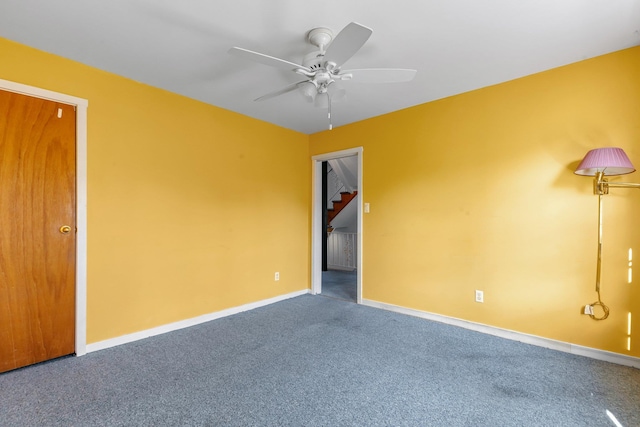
[575,148,639,320]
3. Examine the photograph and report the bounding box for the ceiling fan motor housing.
[303,27,334,71]
[303,51,325,70]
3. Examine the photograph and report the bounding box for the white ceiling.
[1,1,639,134]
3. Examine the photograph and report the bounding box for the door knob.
[59,225,72,234]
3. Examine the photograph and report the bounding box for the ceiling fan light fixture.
[327,83,347,103]
[298,81,317,103]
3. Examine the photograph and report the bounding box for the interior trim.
[311,147,363,303]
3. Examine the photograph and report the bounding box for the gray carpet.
[321,269,357,302]
[1,294,639,426]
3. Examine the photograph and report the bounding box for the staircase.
[328,191,358,224]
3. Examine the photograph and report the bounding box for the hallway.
[320,269,357,302]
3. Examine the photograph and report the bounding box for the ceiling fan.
[228,22,417,130]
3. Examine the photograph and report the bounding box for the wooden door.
[0,89,76,373]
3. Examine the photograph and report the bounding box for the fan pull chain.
[328,94,333,130]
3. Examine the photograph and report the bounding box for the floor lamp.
[575,147,640,320]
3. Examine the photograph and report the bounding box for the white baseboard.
[85,289,310,354]
[83,291,639,369]
[361,298,640,369]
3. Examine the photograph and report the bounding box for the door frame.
[311,147,363,303]
[0,78,88,356]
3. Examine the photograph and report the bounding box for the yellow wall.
[0,38,310,343]
[2,35,639,358]
[310,46,640,357]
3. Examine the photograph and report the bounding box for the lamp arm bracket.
[593,173,640,195]
[605,182,640,190]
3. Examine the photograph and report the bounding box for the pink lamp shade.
[574,147,636,176]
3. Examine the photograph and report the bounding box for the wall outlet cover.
[475,290,484,303]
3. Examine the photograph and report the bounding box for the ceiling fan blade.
[341,68,417,83]
[254,81,307,102]
[229,47,311,73]
[323,22,372,67]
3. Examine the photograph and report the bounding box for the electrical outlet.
[475,290,484,303]
[274,272,280,281]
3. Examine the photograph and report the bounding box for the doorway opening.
[311,147,363,303]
